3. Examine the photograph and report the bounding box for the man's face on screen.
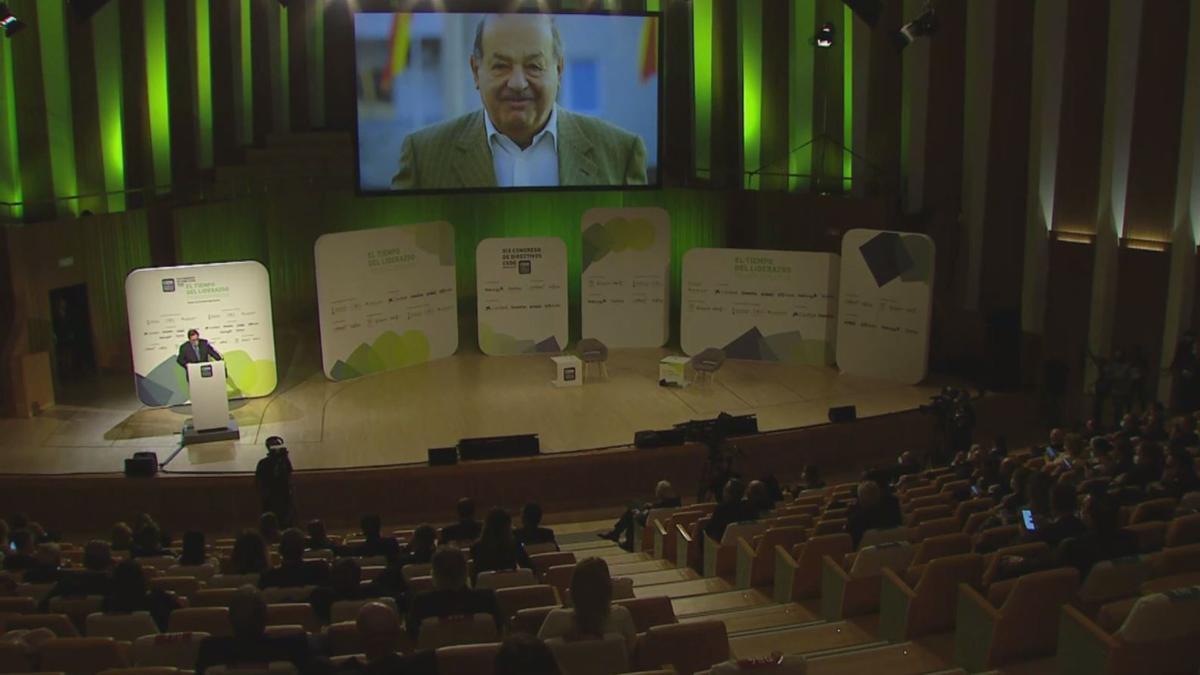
[471,15,562,146]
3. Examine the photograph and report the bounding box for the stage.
[0,345,965,475]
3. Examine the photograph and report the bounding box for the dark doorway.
[49,284,96,383]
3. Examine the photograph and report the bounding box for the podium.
[182,361,240,444]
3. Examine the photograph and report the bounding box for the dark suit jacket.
[845,495,903,549]
[513,526,557,548]
[258,561,332,589]
[194,633,315,675]
[391,108,647,190]
[340,537,402,563]
[331,650,437,675]
[406,588,502,639]
[42,570,112,609]
[176,339,222,368]
[438,521,482,545]
[704,499,760,543]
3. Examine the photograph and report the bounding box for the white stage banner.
[681,248,839,364]
[580,207,670,348]
[314,221,458,381]
[126,261,277,407]
[476,237,568,355]
[836,229,935,384]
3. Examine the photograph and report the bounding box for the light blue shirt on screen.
[484,106,560,187]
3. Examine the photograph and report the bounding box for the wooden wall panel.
[1113,247,1170,397]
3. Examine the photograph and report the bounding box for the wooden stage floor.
[0,347,961,475]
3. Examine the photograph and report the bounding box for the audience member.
[397,525,437,567]
[438,498,482,545]
[496,634,562,675]
[178,531,211,567]
[745,479,775,515]
[305,520,336,552]
[470,508,521,582]
[259,528,331,589]
[256,436,295,527]
[311,558,374,623]
[230,530,271,575]
[797,464,826,492]
[1024,483,1085,548]
[1170,415,1200,448]
[342,515,401,563]
[703,478,754,543]
[194,586,316,674]
[259,512,282,546]
[1056,493,1140,577]
[332,601,436,675]
[844,480,902,549]
[1,531,35,572]
[406,546,502,639]
[110,522,133,552]
[1086,437,1117,478]
[131,524,170,558]
[1161,447,1200,497]
[513,503,557,550]
[599,480,680,551]
[0,519,8,554]
[1044,428,1065,458]
[42,540,113,606]
[21,543,64,583]
[102,559,182,630]
[539,557,636,653]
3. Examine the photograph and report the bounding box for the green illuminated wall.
[93,1,124,213]
[37,0,78,216]
[143,0,170,194]
[740,0,763,189]
[790,0,816,191]
[193,0,213,169]
[842,2,853,188]
[692,0,713,180]
[0,33,20,219]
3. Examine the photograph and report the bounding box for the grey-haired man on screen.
[391,13,647,190]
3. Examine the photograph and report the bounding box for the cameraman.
[255,436,294,527]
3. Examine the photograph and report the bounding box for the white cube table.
[551,355,583,387]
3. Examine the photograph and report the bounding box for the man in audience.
[598,479,681,551]
[1,531,35,572]
[311,557,377,623]
[194,585,317,674]
[438,498,483,545]
[305,520,336,552]
[256,435,295,527]
[1024,483,1085,548]
[259,528,331,589]
[513,503,557,549]
[131,524,171,558]
[42,540,113,608]
[745,479,775,515]
[703,478,755,543]
[333,602,436,675]
[1002,492,1138,580]
[1086,437,1118,478]
[844,479,901,549]
[110,522,133,552]
[343,515,402,563]
[21,543,64,583]
[259,512,283,546]
[1044,428,1066,458]
[406,546,503,640]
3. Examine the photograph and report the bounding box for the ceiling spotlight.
[815,22,836,48]
[893,5,938,51]
[0,4,24,37]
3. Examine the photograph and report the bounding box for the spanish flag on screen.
[639,17,658,83]
[382,13,412,84]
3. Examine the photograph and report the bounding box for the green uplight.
[842,3,853,189]
[692,0,713,180]
[0,36,21,219]
[740,0,763,190]
[93,0,125,212]
[195,0,213,169]
[241,0,253,145]
[38,0,79,215]
[278,3,290,131]
[790,0,815,191]
[144,0,171,194]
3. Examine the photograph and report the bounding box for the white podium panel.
[551,355,582,387]
[188,362,230,431]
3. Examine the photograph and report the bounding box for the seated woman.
[470,509,522,583]
[177,531,214,568]
[102,560,182,630]
[229,530,271,575]
[538,557,636,654]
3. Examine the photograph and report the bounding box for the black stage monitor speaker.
[458,434,540,462]
[828,405,857,423]
[635,428,686,449]
[124,451,158,477]
[427,446,458,466]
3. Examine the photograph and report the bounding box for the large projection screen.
[126,261,277,407]
[354,11,661,193]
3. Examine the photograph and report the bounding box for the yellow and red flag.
[639,16,658,83]
[381,13,412,84]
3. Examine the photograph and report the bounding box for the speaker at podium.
[183,361,240,444]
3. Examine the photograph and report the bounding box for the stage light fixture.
[67,0,112,22]
[815,22,836,48]
[0,4,24,38]
[893,4,938,51]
